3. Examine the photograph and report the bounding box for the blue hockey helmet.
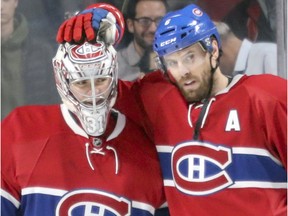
[153,4,221,57]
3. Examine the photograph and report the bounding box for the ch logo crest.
[68,42,106,63]
[56,189,131,216]
[171,141,233,195]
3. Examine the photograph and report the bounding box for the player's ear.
[126,18,135,34]
[211,39,220,59]
[209,39,221,69]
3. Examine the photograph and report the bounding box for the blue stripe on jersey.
[158,152,173,180]
[20,194,60,216]
[227,154,286,182]
[157,149,287,185]
[1,196,20,215]
[16,193,155,216]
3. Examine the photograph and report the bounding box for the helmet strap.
[205,53,219,99]
[193,53,218,140]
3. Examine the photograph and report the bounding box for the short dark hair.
[123,0,169,19]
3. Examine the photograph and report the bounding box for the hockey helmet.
[153,4,221,57]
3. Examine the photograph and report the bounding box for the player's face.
[163,43,212,103]
[128,0,166,49]
[1,0,18,25]
[69,76,112,106]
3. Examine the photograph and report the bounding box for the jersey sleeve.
[264,87,287,169]
[116,80,145,125]
[1,178,21,215]
[131,71,181,142]
[1,111,22,215]
[116,72,173,141]
[251,75,287,169]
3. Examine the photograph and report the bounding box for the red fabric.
[1,104,166,215]
[116,73,287,215]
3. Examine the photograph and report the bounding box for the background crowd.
[1,0,286,119]
[1,1,287,215]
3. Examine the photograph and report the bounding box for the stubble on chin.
[177,73,212,103]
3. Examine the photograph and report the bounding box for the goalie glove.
[56,3,125,45]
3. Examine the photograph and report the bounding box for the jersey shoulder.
[137,71,183,101]
[3,105,62,124]
[2,105,67,141]
[235,74,286,102]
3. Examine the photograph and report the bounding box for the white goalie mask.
[53,41,118,136]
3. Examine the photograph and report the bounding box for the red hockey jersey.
[117,72,287,216]
[1,104,166,216]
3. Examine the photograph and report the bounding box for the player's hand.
[56,3,124,45]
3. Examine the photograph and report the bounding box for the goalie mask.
[53,41,118,136]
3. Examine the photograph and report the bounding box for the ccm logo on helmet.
[160,37,177,47]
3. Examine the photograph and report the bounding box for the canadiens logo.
[192,8,203,17]
[68,42,106,63]
[56,189,131,216]
[171,141,233,195]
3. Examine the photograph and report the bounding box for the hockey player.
[39,2,288,216]
[1,39,168,214]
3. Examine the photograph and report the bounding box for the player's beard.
[176,67,212,103]
[134,31,154,50]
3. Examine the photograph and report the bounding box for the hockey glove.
[56,3,124,45]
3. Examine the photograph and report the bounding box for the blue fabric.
[81,8,108,29]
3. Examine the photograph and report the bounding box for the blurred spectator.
[167,0,194,10]
[138,47,158,79]
[215,21,277,76]
[222,0,276,42]
[191,0,243,21]
[138,47,158,73]
[117,0,169,80]
[257,0,276,34]
[1,0,60,119]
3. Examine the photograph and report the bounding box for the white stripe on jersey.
[22,187,158,213]
[164,179,287,189]
[22,187,67,196]
[232,147,282,165]
[1,189,21,208]
[231,181,287,189]
[157,145,283,167]
[132,201,155,215]
[156,145,173,152]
